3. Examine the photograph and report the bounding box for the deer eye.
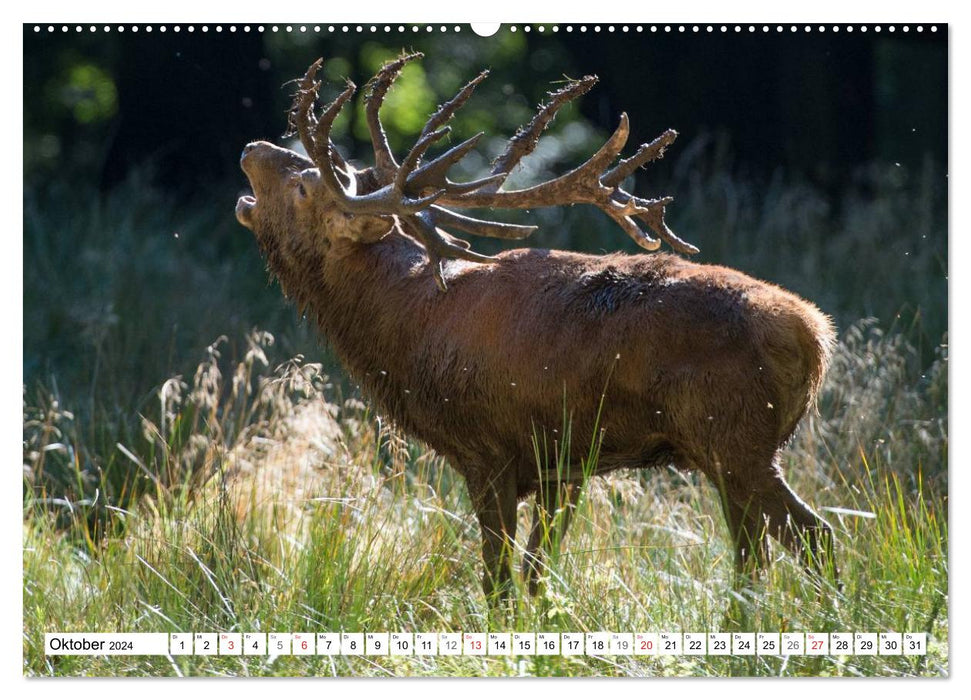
[295,168,321,200]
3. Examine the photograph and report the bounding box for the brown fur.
[237,141,839,597]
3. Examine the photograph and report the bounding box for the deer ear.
[343,215,395,243]
[300,165,357,196]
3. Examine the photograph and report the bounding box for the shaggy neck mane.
[311,232,440,423]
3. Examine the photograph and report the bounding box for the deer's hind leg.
[719,494,769,580]
[690,444,770,583]
[523,482,582,595]
[756,466,839,584]
[719,454,838,587]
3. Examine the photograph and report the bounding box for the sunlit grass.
[23,322,947,677]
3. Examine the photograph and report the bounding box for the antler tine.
[312,79,358,199]
[287,61,436,216]
[608,212,661,250]
[286,59,352,179]
[602,129,678,188]
[427,174,507,197]
[444,112,630,209]
[634,200,700,255]
[288,59,323,158]
[404,133,483,192]
[428,206,537,240]
[483,75,599,194]
[421,70,490,138]
[364,52,423,182]
[573,112,631,184]
[402,69,545,198]
[402,211,497,292]
[392,72,491,197]
[405,134,510,197]
[394,126,452,192]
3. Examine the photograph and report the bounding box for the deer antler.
[289,55,697,291]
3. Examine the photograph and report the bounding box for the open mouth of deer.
[235,193,256,228]
[236,144,261,227]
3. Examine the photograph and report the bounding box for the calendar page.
[22,12,948,680]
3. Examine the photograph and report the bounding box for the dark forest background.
[24,26,947,190]
[23,24,948,412]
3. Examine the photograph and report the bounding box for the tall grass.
[23,320,947,677]
[23,152,946,676]
[23,171,327,411]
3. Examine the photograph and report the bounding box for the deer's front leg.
[468,470,519,602]
[523,482,582,595]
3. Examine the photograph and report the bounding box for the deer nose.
[240,141,271,176]
[240,142,259,164]
[240,141,272,165]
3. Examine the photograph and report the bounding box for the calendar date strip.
[45,631,928,657]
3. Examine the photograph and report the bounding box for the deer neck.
[313,231,435,406]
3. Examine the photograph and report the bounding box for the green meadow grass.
[22,323,947,677]
[22,157,947,677]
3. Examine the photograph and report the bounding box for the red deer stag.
[236,55,838,599]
